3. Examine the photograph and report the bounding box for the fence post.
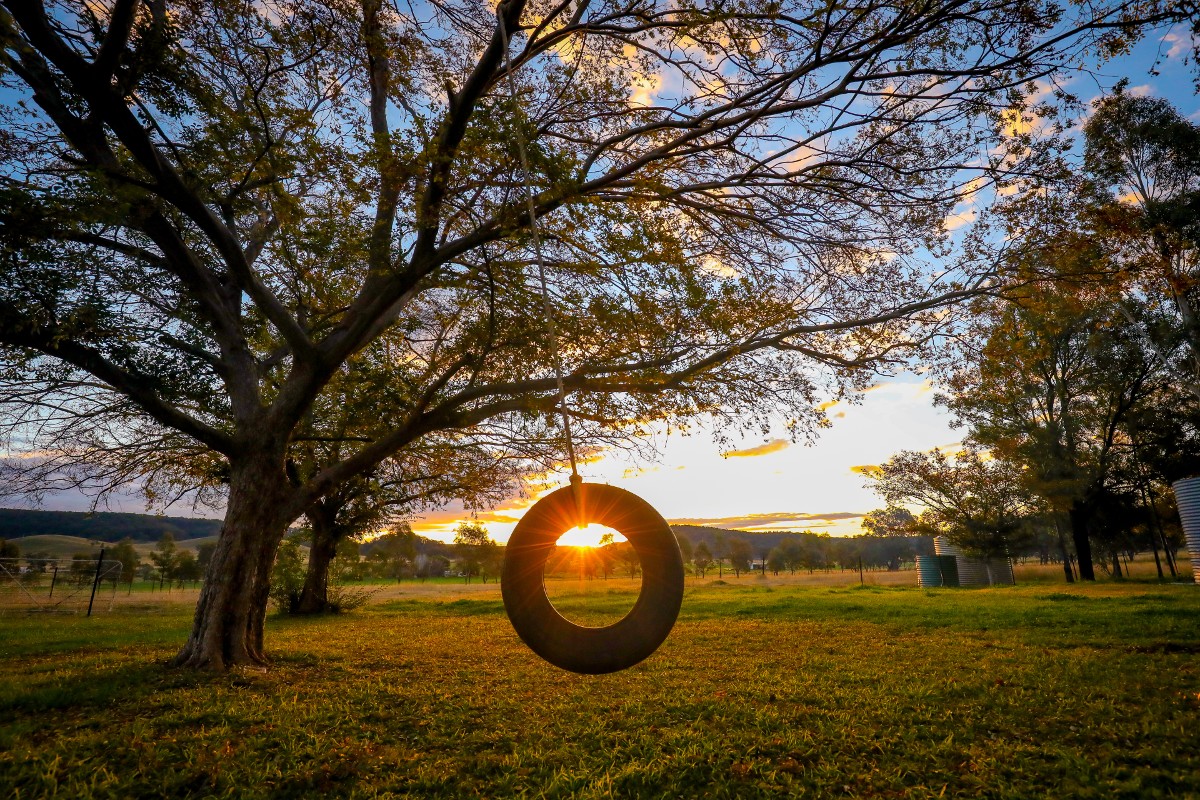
[49,564,59,599]
[87,547,106,617]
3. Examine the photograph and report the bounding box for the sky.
[4,16,1198,547]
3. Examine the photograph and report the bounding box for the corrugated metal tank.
[933,537,1014,587]
[1171,477,1200,583]
[917,555,942,587]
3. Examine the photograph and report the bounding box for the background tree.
[867,446,1034,564]
[595,531,617,580]
[692,541,712,578]
[367,523,417,581]
[0,0,1168,668]
[675,535,693,574]
[1084,87,1200,400]
[615,541,641,580]
[69,552,93,586]
[149,533,178,588]
[936,259,1170,578]
[861,507,917,539]
[108,537,140,586]
[175,550,201,587]
[197,542,216,573]
[727,539,752,578]
[452,522,497,584]
[711,533,728,579]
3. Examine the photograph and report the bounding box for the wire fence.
[0,556,123,614]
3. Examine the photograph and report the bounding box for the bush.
[324,584,377,613]
[269,539,306,613]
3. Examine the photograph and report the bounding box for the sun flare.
[555,524,626,548]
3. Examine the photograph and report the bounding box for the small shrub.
[270,539,306,613]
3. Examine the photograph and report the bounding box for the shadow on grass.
[0,659,227,716]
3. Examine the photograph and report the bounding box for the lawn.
[1,577,1198,799]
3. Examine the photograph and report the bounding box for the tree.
[861,507,917,538]
[149,533,178,587]
[0,0,1167,668]
[675,535,693,573]
[1084,87,1200,399]
[937,268,1170,578]
[197,542,216,572]
[766,548,786,576]
[727,538,752,578]
[866,446,1033,563]
[108,537,140,585]
[175,550,202,586]
[453,522,497,584]
[712,533,728,579]
[0,538,17,559]
[692,541,713,578]
[367,523,417,581]
[69,552,94,585]
[778,539,805,574]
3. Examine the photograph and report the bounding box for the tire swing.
[502,477,685,674]
[496,16,684,674]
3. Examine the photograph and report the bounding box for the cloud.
[943,209,977,231]
[721,439,790,458]
[849,464,880,476]
[669,511,865,530]
[1163,32,1193,60]
[700,255,740,279]
[1000,107,1031,137]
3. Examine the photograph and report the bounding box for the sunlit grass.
[2,580,1198,798]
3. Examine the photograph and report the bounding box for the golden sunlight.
[555,524,627,548]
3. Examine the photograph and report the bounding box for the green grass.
[2,580,1199,799]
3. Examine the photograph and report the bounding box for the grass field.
[2,575,1198,799]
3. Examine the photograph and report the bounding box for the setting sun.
[555,524,627,548]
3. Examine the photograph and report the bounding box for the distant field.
[7,534,219,560]
[3,534,112,559]
[1,576,1198,798]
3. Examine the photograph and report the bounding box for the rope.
[497,12,580,485]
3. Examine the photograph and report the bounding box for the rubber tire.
[502,482,684,674]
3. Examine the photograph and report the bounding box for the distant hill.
[671,524,830,552]
[0,508,221,544]
[7,534,222,560]
[3,534,109,559]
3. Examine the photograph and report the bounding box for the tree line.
[0,508,220,543]
[866,88,1199,582]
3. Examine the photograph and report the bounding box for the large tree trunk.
[296,505,340,615]
[173,460,296,670]
[1069,503,1096,581]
